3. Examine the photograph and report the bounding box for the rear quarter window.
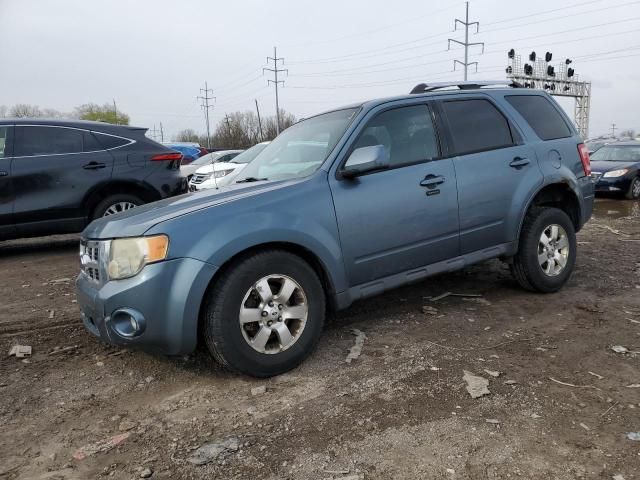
[505,95,572,141]
[93,132,131,149]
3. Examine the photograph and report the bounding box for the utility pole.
[159,122,164,143]
[197,82,215,148]
[255,99,264,141]
[263,47,287,135]
[448,2,484,81]
[611,123,617,137]
[112,99,118,124]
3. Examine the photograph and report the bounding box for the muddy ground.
[1,198,639,480]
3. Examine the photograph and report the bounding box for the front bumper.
[592,174,632,194]
[76,257,217,355]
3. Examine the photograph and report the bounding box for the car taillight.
[577,143,591,176]
[151,153,183,162]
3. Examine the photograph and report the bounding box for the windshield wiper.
[236,177,268,183]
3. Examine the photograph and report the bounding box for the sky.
[1,0,638,141]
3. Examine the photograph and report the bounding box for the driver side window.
[347,104,439,168]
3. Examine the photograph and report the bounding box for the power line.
[448,2,484,80]
[482,0,605,27]
[197,81,215,149]
[263,47,287,135]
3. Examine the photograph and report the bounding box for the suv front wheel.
[202,250,325,377]
[510,207,577,293]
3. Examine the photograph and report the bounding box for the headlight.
[213,169,234,178]
[107,235,169,280]
[603,169,629,178]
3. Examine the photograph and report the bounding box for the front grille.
[80,240,104,284]
[191,173,208,185]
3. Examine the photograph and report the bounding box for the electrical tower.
[506,50,592,138]
[264,47,287,135]
[197,82,215,148]
[448,2,484,81]
[149,124,160,141]
[611,123,617,137]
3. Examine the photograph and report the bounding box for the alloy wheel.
[103,202,137,217]
[538,224,569,276]
[239,275,308,354]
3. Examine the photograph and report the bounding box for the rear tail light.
[151,152,183,162]
[577,143,591,176]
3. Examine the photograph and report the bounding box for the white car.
[180,150,243,179]
[189,142,270,191]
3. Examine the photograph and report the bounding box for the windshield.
[230,142,269,164]
[591,145,640,162]
[190,152,223,166]
[234,108,359,182]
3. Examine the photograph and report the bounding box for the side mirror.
[341,145,390,179]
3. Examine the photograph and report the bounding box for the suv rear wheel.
[92,194,143,220]
[202,250,325,377]
[510,207,577,293]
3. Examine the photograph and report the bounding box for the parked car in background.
[164,143,201,164]
[77,81,593,377]
[181,149,243,179]
[190,143,269,190]
[590,141,640,199]
[0,119,187,241]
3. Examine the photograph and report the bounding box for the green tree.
[75,103,129,125]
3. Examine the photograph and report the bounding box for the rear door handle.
[509,157,530,169]
[83,162,106,170]
[420,174,445,187]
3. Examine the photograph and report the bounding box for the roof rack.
[409,80,523,94]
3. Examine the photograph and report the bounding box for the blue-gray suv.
[76,81,594,377]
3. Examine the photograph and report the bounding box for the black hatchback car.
[590,141,640,199]
[0,119,187,241]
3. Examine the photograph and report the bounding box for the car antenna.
[211,153,220,190]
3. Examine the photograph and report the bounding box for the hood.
[590,160,636,173]
[82,180,288,239]
[193,162,240,175]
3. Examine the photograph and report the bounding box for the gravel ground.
[1,198,639,480]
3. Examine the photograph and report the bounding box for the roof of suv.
[0,118,147,135]
[314,80,530,116]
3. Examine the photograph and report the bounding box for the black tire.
[91,194,143,220]
[510,207,577,293]
[202,250,326,377]
[625,177,640,200]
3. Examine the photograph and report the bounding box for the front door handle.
[420,174,445,187]
[509,157,530,169]
[83,162,106,170]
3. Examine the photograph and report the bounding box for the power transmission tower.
[159,122,164,143]
[149,124,160,140]
[611,123,617,137]
[197,82,215,148]
[264,47,287,135]
[255,99,264,141]
[448,2,484,81]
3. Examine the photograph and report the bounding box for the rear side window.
[93,132,131,149]
[442,99,514,155]
[506,95,571,140]
[14,126,83,156]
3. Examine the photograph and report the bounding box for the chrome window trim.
[9,124,136,159]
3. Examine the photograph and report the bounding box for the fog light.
[109,308,146,338]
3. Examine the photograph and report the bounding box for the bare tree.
[0,105,7,118]
[620,129,637,139]
[9,104,43,118]
[175,129,200,143]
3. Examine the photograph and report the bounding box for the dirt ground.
[1,198,639,480]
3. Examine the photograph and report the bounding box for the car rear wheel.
[202,250,325,377]
[510,207,577,293]
[625,177,640,200]
[92,194,143,220]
